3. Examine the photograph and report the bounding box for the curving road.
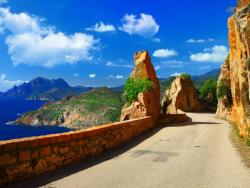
[11,113,250,188]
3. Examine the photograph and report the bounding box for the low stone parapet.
[0,116,154,186]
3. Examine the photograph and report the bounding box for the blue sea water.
[0,98,71,141]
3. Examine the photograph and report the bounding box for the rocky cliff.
[120,51,160,123]
[216,57,232,120]
[217,0,250,137]
[161,75,204,114]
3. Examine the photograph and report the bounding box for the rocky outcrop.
[217,0,250,137]
[161,76,204,114]
[216,58,232,120]
[120,51,160,123]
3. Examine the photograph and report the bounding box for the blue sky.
[0,0,236,91]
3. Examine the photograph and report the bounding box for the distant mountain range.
[0,77,93,101]
[0,69,221,101]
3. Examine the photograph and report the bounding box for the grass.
[231,124,250,169]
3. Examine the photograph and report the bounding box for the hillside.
[16,87,124,129]
[0,77,93,101]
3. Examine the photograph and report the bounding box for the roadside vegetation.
[199,79,218,110]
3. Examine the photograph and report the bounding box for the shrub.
[217,78,233,106]
[124,77,153,105]
[180,73,191,80]
[246,138,250,147]
[199,79,218,108]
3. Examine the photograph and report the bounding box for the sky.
[0,0,236,91]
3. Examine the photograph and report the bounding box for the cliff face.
[161,76,204,114]
[120,51,160,123]
[217,0,250,137]
[216,58,232,120]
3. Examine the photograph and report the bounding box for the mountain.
[16,87,124,129]
[192,69,220,88]
[0,77,93,101]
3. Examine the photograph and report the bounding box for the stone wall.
[0,116,153,186]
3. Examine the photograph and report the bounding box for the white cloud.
[170,72,182,77]
[153,49,177,58]
[186,38,214,43]
[120,13,159,38]
[116,75,124,79]
[190,45,228,63]
[106,61,133,68]
[73,73,79,77]
[86,22,116,32]
[0,8,99,68]
[155,65,161,70]
[89,73,96,78]
[0,74,26,91]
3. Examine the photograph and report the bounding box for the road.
[11,113,250,188]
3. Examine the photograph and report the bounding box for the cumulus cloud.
[0,74,26,91]
[153,49,177,58]
[116,75,124,79]
[170,72,182,77]
[86,22,116,32]
[73,73,79,77]
[106,61,133,68]
[190,45,228,63]
[186,38,214,43]
[0,8,99,68]
[89,73,96,78]
[120,13,159,38]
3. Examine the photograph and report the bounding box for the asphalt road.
[11,113,250,188]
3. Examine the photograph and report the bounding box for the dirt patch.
[230,124,250,169]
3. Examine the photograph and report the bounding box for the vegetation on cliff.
[124,77,153,105]
[217,78,233,107]
[17,87,123,129]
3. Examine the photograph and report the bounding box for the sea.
[0,98,71,141]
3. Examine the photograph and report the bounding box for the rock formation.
[217,0,250,137]
[216,58,232,120]
[161,75,203,114]
[120,51,160,123]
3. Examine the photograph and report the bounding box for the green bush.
[124,77,153,105]
[199,79,218,108]
[217,78,233,106]
[180,73,191,80]
[246,138,250,147]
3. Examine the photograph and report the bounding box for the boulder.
[120,51,160,123]
[161,76,203,114]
